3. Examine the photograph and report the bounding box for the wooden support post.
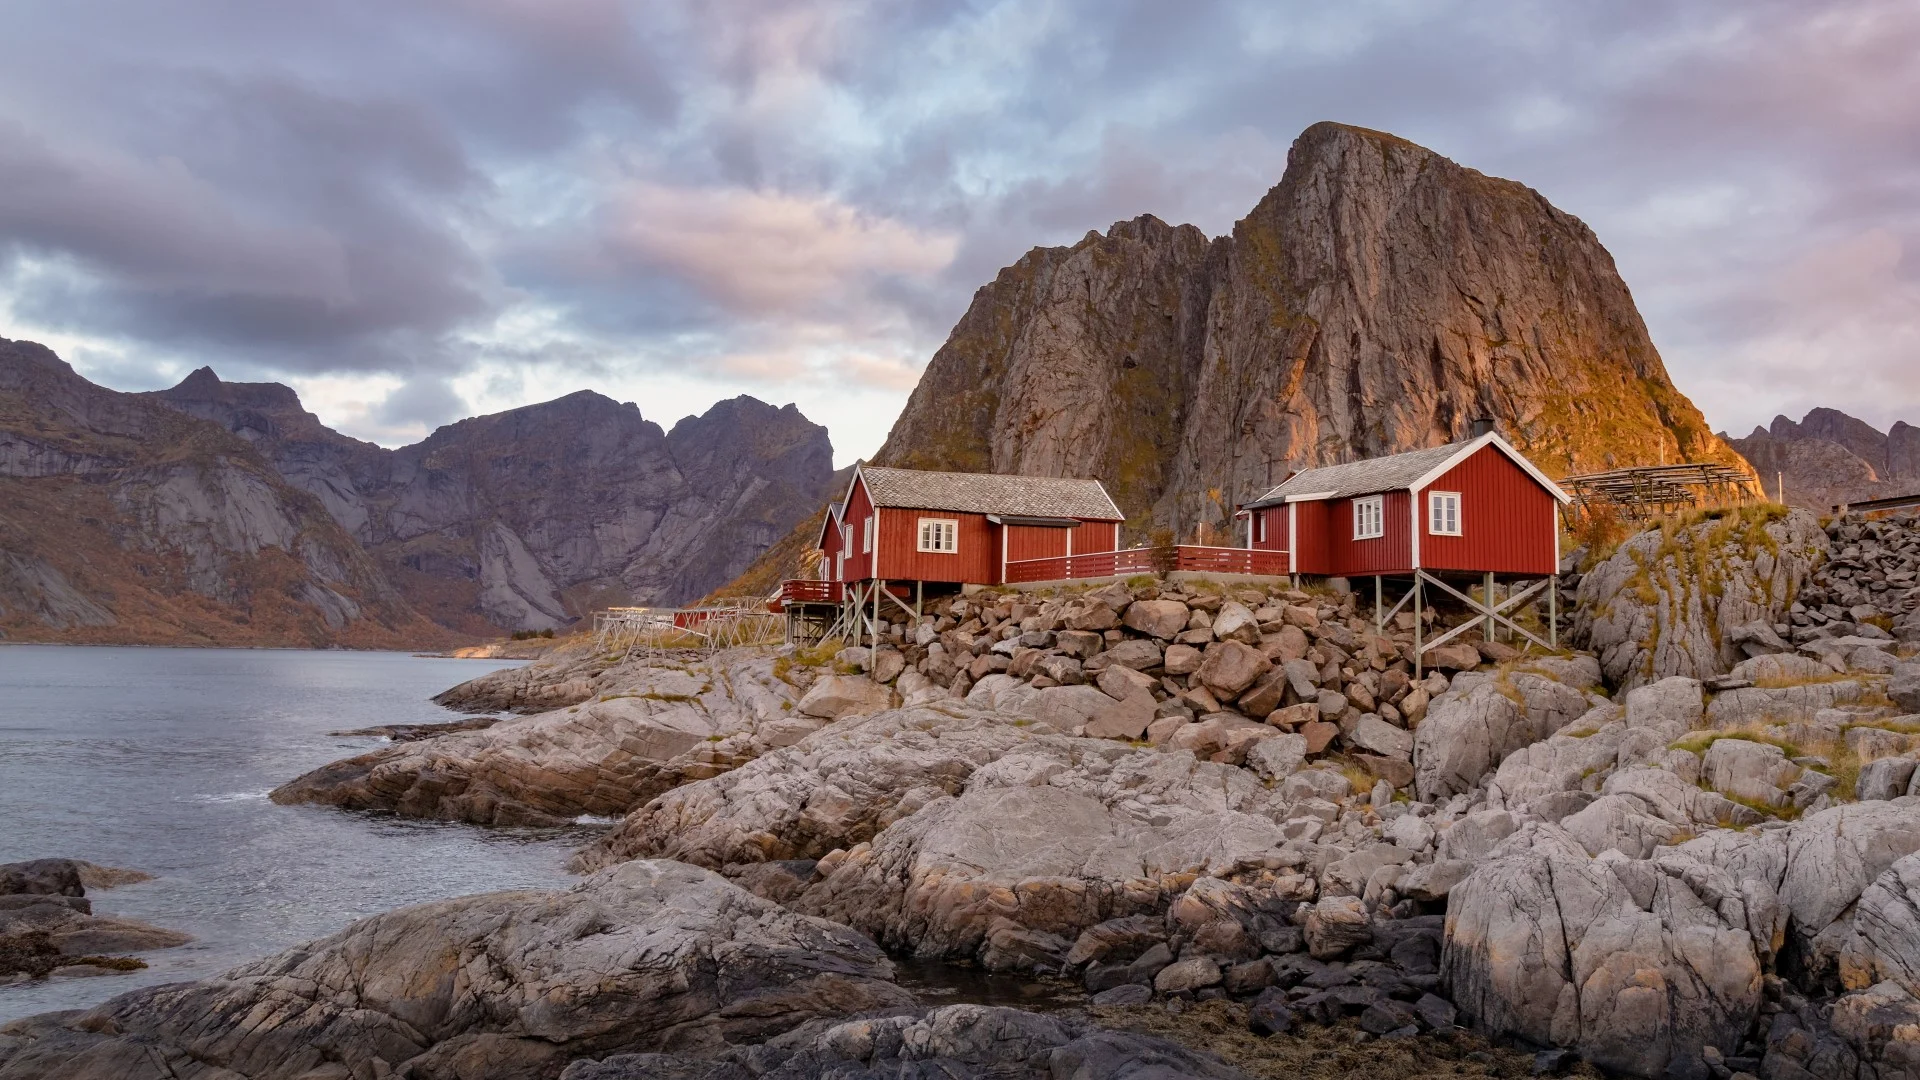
[1413,571,1424,681]
[1374,575,1383,636]
[1549,576,1558,649]
[914,580,923,616]
[1483,571,1496,643]
[870,581,881,649]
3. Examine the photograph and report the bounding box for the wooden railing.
[1003,546,1288,583]
[776,579,843,606]
[1170,546,1290,576]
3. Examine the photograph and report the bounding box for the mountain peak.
[875,121,1738,529]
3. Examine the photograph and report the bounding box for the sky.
[1,1,1916,466]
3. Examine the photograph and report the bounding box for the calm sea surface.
[0,645,589,1022]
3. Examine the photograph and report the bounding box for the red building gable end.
[1243,433,1568,580]
[1413,443,1561,576]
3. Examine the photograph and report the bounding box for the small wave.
[186,790,272,804]
[572,815,622,826]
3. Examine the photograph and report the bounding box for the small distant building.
[1242,431,1570,579]
[827,465,1124,587]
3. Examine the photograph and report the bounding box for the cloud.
[0,0,1916,464]
[587,183,958,314]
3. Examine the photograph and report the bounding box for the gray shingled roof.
[859,466,1122,520]
[1245,440,1476,507]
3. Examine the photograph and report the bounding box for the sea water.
[0,645,586,1021]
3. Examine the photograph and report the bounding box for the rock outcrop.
[1573,507,1829,689]
[0,861,913,1080]
[272,652,811,825]
[1,860,187,984]
[873,121,1741,532]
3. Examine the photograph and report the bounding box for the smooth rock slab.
[0,860,911,1080]
[1443,824,1761,1078]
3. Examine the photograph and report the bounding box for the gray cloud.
[0,0,1915,454]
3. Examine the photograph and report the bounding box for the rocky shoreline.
[11,509,1920,1078]
[0,860,188,987]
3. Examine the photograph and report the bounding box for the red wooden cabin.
[1241,432,1570,579]
[826,465,1123,587]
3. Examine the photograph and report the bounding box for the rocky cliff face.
[155,368,836,633]
[0,339,446,647]
[1727,407,1920,511]
[878,122,1741,532]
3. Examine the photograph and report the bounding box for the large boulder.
[1443,825,1763,1078]
[0,861,912,1080]
[792,783,1290,969]
[1413,664,1601,800]
[797,673,894,719]
[1195,641,1271,698]
[272,655,802,826]
[1573,507,1828,690]
[1893,661,1920,713]
[1122,599,1189,640]
[1781,798,1920,987]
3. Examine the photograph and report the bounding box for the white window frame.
[1353,495,1384,540]
[862,515,875,553]
[1429,491,1462,536]
[917,517,959,553]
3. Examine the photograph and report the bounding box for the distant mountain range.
[0,339,836,646]
[1725,409,1920,510]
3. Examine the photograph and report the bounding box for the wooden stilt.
[1483,571,1496,643]
[1413,572,1424,681]
[1549,576,1558,649]
[1374,575,1383,637]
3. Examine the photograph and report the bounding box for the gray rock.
[275,655,805,826]
[1702,738,1802,811]
[0,861,912,1080]
[1573,508,1828,689]
[1122,599,1189,640]
[1212,601,1261,644]
[1154,955,1223,993]
[797,673,895,719]
[1304,895,1372,960]
[1245,733,1307,781]
[1091,983,1153,1006]
[1859,758,1920,802]
[1197,640,1271,698]
[1443,823,1762,1078]
[1893,662,1920,713]
[1350,714,1413,760]
[1413,671,1597,800]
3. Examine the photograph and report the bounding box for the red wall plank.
[1006,524,1068,562]
[1418,445,1559,575]
[875,508,998,583]
[1071,520,1120,555]
[1252,507,1290,552]
[1322,491,1414,576]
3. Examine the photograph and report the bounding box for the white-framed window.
[862,516,874,553]
[1256,514,1266,543]
[917,517,958,553]
[1353,496,1383,540]
[1429,491,1462,536]
[841,523,852,553]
